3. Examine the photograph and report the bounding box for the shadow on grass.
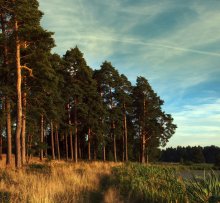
[52,174,112,203]
[79,174,112,203]
[26,163,52,175]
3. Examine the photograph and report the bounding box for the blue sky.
[38,0,220,148]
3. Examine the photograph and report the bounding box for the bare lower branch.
[21,65,33,77]
[0,5,14,13]
[145,135,152,142]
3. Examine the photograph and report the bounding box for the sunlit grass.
[0,159,121,203]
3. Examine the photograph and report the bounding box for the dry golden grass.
[0,156,123,203]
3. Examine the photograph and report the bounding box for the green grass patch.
[112,163,220,203]
[112,163,186,202]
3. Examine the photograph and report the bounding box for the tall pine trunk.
[141,132,146,163]
[123,103,128,162]
[50,120,55,159]
[68,103,74,161]
[112,121,117,162]
[102,117,106,162]
[6,98,12,166]
[15,19,22,168]
[21,90,27,164]
[44,127,47,158]
[103,143,106,162]
[141,99,146,164]
[110,88,117,162]
[69,130,73,160]
[88,127,91,161]
[65,130,68,161]
[27,132,33,163]
[122,129,124,162]
[74,98,78,163]
[55,124,60,160]
[40,114,44,161]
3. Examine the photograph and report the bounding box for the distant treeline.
[160,145,220,164]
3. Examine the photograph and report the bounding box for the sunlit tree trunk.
[103,143,106,162]
[21,89,27,165]
[15,18,22,168]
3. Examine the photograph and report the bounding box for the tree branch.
[145,135,152,142]
[21,65,33,77]
[0,5,14,13]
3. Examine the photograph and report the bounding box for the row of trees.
[160,146,220,164]
[0,0,176,168]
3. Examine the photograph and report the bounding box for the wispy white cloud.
[166,99,220,147]
[62,35,220,57]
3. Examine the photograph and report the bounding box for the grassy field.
[0,156,220,203]
[0,158,122,202]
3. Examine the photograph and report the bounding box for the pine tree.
[133,77,176,163]
[115,74,132,161]
[48,53,65,160]
[63,47,89,163]
[94,62,122,162]
[84,68,104,161]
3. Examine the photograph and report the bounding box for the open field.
[0,156,220,203]
[0,156,122,202]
